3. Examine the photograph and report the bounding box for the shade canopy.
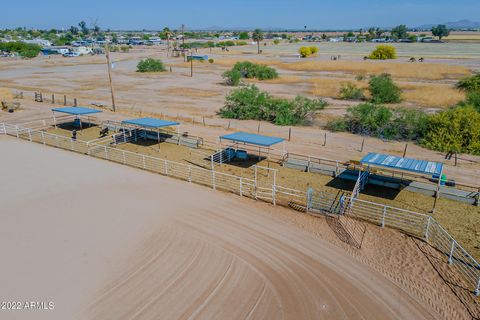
[220,132,284,147]
[52,107,102,116]
[361,153,443,175]
[121,118,180,129]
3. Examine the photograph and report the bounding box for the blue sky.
[2,0,479,30]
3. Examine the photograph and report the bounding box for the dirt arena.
[2,136,479,319]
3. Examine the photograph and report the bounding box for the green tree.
[368,45,396,60]
[78,21,89,35]
[368,73,402,104]
[422,106,480,154]
[137,58,166,72]
[431,24,450,40]
[162,27,172,55]
[391,24,408,39]
[252,29,264,54]
[239,31,249,40]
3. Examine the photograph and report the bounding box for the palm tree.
[252,29,264,54]
[163,27,171,56]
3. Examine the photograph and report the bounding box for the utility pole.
[105,46,116,112]
[181,24,186,62]
[190,50,193,77]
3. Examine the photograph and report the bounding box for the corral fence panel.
[1,122,479,296]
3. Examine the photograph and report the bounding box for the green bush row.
[327,103,480,155]
[219,84,327,126]
[0,41,42,58]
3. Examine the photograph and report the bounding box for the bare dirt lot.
[1,136,479,319]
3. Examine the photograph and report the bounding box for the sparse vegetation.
[219,84,326,125]
[368,45,397,60]
[339,82,365,100]
[136,58,166,72]
[368,73,402,104]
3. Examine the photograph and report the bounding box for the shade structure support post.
[432,166,443,214]
[52,111,57,128]
[157,129,160,151]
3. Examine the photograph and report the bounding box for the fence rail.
[1,122,479,297]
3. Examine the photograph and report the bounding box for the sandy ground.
[1,136,479,319]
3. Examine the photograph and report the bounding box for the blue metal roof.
[52,107,102,115]
[361,153,443,175]
[220,132,284,147]
[121,118,180,129]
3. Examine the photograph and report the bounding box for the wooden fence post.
[52,94,55,104]
[257,121,261,134]
[360,138,365,152]
[323,132,327,146]
[64,95,67,106]
[74,98,77,106]
[403,143,408,158]
[288,128,291,141]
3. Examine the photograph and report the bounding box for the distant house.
[371,38,387,43]
[41,46,70,55]
[73,46,93,55]
[329,37,343,42]
[146,37,163,45]
[23,39,52,47]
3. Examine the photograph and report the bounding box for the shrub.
[273,39,280,45]
[136,58,166,72]
[339,82,365,100]
[120,45,130,53]
[422,106,480,155]
[0,41,41,58]
[330,103,428,140]
[465,91,480,111]
[309,46,318,54]
[208,58,214,64]
[368,45,397,60]
[368,73,402,104]
[299,46,311,58]
[222,69,242,86]
[456,73,480,92]
[235,41,248,46]
[223,61,278,85]
[326,118,348,132]
[218,84,326,125]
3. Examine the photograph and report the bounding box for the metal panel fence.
[1,122,479,296]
